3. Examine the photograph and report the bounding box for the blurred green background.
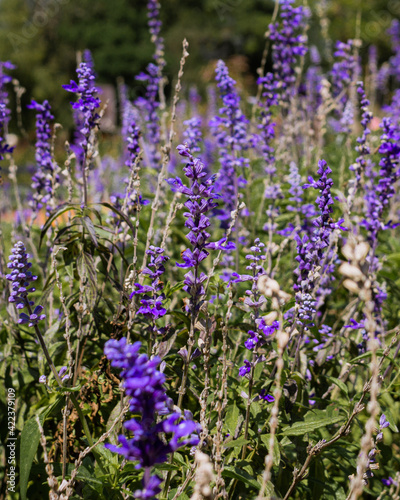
[0,0,398,129]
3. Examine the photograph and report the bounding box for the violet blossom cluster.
[359,414,390,486]
[6,241,46,327]
[330,40,360,133]
[232,239,279,377]
[348,82,373,196]
[168,144,233,315]
[267,0,309,105]
[210,60,251,226]
[104,338,200,499]
[383,21,400,126]
[0,61,15,182]
[278,162,316,237]
[63,54,100,169]
[182,117,202,154]
[293,160,345,328]
[387,20,400,82]
[147,0,165,71]
[363,117,400,245]
[130,245,169,325]
[257,0,308,232]
[257,0,309,173]
[27,99,59,216]
[358,117,400,329]
[134,1,165,172]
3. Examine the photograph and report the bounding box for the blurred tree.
[0,0,398,129]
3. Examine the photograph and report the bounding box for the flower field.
[0,0,400,499]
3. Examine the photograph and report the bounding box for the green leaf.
[225,402,240,436]
[165,281,185,298]
[326,376,348,395]
[280,413,344,436]
[81,215,99,247]
[39,203,80,247]
[169,310,191,329]
[250,401,262,419]
[20,417,41,500]
[350,349,386,363]
[223,437,249,449]
[223,466,260,489]
[76,251,98,309]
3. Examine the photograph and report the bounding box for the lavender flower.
[168,144,221,314]
[348,82,373,205]
[330,40,360,133]
[63,58,100,155]
[121,96,141,169]
[294,160,345,328]
[363,117,400,244]
[210,60,251,226]
[233,239,279,374]
[0,61,15,182]
[147,0,165,71]
[135,64,162,171]
[27,99,59,216]
[257,1,308,233]
[104,338,200,499]
[134,0,165,173]
[267,0,309,104]
[387,20,400,82]
[130,246,169,320]
[183,117,202,154]
[6,241,46,327]
[63,55,100,201]
[376,414,390,442]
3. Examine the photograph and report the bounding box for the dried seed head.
[342,242,355,261]
[257,275,280,296]
[339,262,364,281]
[343,279,360,294]
[354,242,370,263]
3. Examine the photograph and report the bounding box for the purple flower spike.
[130,246,169,323]
[210,60,252,226]
[168,144,222,314]
[6,242,44,325]
[0,61,15,183]
[63,54,100,170]
[294,160,346,329]
[27,99,59,216]
[104,338,200,498]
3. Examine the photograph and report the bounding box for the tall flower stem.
[177,314,197,409]
[241,357,256,460]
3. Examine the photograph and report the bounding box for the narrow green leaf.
[225,402,240,436]
[223,466,260,489]
[350,349,385,363]
[326,376,348,395]
[39,203,80,247]
[20,417,41,500]
[224,437,249,449]
[280,414,344,436]
[81,216,99,247]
